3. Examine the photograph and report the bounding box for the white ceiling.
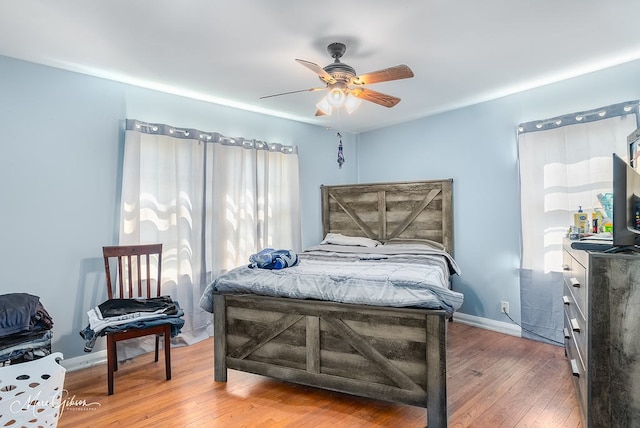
[2,1,640,133]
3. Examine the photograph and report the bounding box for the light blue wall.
[3,52,640,360]
[358,59,640,324]
[0,55,357,360]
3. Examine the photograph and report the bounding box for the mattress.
[200,243,464,314]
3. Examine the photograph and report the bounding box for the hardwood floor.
[58,322,582,427]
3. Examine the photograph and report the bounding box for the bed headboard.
[321,179,454,254]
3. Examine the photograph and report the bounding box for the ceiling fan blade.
[349,87,401,108]
[260,87,325,99]
[295,59,336,84]
[351,65,414,85]
[315,109,327,117]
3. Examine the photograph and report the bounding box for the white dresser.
[562,239,640,427]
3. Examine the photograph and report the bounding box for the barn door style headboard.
[321,179,454,254]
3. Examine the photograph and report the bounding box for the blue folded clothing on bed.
[249,248,299,269]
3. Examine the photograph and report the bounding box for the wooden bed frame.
[213,179,454,428]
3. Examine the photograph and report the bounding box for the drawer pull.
[570,318,580,332]
[562,264,570,271]
[570,359,580,377]
[563,295,570,305]
[570,277,581,288]
[563,327,570,339]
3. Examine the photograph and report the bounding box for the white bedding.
[199,243,464,314]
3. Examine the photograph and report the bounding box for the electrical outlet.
[500,301,509,314]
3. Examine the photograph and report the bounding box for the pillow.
[384,238,445,250]
[320,233,381,248]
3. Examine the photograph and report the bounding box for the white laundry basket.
[0,352,65,428]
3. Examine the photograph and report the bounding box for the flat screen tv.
[611,153,640,252]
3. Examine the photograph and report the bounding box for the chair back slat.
[133,254,139,296]
[119,256,127,297]
[103,244,163,299]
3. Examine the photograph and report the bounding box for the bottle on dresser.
[573,206,589,234]
[591,208,603,233]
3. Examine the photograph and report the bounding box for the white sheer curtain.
[204,138,301,276]
[517,102,638,344]
[118,120,301,357]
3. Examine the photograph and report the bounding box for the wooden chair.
[102,244,172,395]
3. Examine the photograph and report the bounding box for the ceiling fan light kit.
[344,94,362,114]
[316,96,332,115]
[262,42,414,116]
[327,83,347,107]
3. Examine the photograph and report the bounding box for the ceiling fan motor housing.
[323,62,356,84]
[323,42,355,84]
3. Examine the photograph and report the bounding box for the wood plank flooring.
[57,322,582,427]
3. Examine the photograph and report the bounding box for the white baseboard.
[453,312,521,337]
[60,350,107,372]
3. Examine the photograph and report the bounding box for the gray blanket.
[199,243,464,314]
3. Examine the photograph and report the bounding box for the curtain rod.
[517,100,640,134]
[125,119,297,154]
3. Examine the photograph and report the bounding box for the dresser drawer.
[563,284,587,363]
[562,249,587,318]
[564,311,587,420]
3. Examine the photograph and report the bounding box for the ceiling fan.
[260,42,414,116]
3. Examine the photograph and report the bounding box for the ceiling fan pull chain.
[337,132,345,169]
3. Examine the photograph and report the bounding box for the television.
[611,153,640,252]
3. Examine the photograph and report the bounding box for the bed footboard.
[213,292,448,427]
